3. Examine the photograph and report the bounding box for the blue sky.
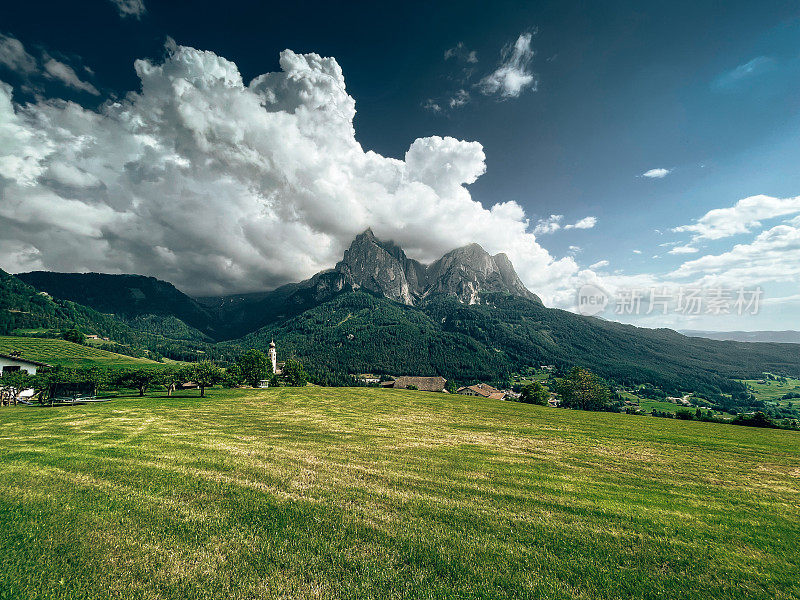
[1,0,800,330]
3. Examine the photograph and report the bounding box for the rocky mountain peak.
[327,230,541,306]
[335,229,416,305]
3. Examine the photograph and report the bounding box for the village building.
[456,383,506,400]
[381,376,447,392]
[0,351,50,376]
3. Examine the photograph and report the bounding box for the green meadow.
[0,387,798,599]
[745,377,800,407]
[0,336,156,368]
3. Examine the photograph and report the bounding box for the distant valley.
[681,330,800,344]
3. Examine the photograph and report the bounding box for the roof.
[384,376,447,392]
[0,352,51,368]
[457,383,502,398]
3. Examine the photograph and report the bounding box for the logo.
[577,284,609,316]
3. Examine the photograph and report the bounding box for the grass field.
[0,336,156,368]
[1,387,799,599]
[744,378,800,408]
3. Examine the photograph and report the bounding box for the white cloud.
[444,42,477,64]
[632,250,642,254]
[670,222,800,287]
[589,260,609,269]
[449,89,469,108]
[641,168,671,179]
[533,214,563,234]
[673,194,800,241]
[479,33,537,98]
[423,98,442,113]
[109,0,146,18]
[43,59,99,95]
[668,245,699,255]
[0,34,37,75]
[565,216,597,230]
[0,42,584,301]
[713,56,774,90]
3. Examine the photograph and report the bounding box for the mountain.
[7,230,800,405]
[681,330,800,344]
[198,229,541,338]
[16,271,219,340]
[334,229,541,305]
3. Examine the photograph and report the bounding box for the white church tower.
[269,339,277,374]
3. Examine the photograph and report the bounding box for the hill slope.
[17,271,218,340]
[0,336,157,368]
[0,269,236,363]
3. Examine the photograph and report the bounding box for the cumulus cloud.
[479,33,537,98]
[43,58,99,95]
[533,214,563,234]
[641,168,671,178]
[109,0,146,18]
[0,42,583,301]
[670,222,800,287]
[565,216,597,230]
[0,34,37,75]
[673,194,800,241]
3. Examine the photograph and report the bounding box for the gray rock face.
[334,229,418,305]
[326,230,541,306]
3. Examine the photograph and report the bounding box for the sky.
[1,0,800,331]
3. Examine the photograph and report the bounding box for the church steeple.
[268,339,277,374]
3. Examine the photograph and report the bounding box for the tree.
[520,381,549,405]
[0,370,30,406]
[192,362,223,397]
[283,358,308,387]
[222,364,243,388]
[236,349,269,387]
[63,328,85,344]
[78,366,108,396]
[556,367,610,411]
[115,368,162,397]
[161,365,190,396]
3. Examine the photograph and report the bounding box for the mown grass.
[0,387,798,599]
[0,336,156,368]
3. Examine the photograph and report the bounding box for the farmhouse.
[0,352,50,376]
[381,376,447,392]
[457,383,506,400]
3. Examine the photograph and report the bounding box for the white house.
[0,352,50,376]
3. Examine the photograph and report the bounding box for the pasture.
[0,387,798,599]
[0,336,156,368]
[745,377,800,408]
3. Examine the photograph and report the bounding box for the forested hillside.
[0,270,236,362]
[17,271,219,339]
[237,291,800,394]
